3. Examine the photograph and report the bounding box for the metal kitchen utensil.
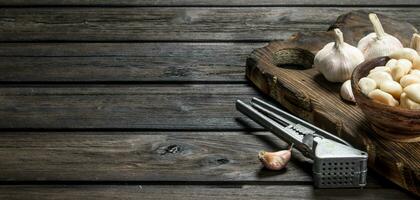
[236,97,368,188]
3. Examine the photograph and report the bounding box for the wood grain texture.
[0,84,265,129]
[0,185,415,200]
[0,7,419,41]
[0,43,265,82]
[246,11,420,196]
[0,132,312,182]
[1,0,420,6]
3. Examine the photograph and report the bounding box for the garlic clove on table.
[340,80,355,103]
[313,28,364,83]
[258,144,293,170]
[357,13,403,60]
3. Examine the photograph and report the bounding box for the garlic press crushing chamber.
[236,98,368,188]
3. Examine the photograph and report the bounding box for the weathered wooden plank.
[0,43,265,82]
[0,7,419,41]
[0,185,415,200]
[0,132,313,182]
[0,84,264,129]
[1,0,419,6]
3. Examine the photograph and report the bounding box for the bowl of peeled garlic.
[351,52,420,138]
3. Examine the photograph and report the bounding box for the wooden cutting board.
[246,11,419,196]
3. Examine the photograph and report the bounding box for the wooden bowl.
[352,56,420,138]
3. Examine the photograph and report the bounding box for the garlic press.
[236,98,368,188]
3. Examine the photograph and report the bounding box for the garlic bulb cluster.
[314,28,365,82]
[357,13,403,60]
[258,144,293,170]
[411,33,420,53]
[358,52,420,109]
[340,80,355,103]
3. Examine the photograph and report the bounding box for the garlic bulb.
[313,28,365,82]
[413,56,420,70]
[340,80,355,103]
[410,33,420,53]
[258,144,293,170]
[357,13,403,60]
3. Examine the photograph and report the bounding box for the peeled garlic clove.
[410,33,420,54]
[403,83,420,104]
[400,92,420,109]
[400,74,420,88]
[397,59,413,73]
[379,80,402,99]
[313,28,364,82]
[340,80,355,103]
[358,77,377,96]
[369,66,390,74]
[391,64,406,81]
[368,71,393,85]
[368,89,399,106]
[357,13,403,60]
[410,69,420,77]
[258,144,293,170]
[413,56,420,70]
[386,59,398,68]
[389,48,419,62]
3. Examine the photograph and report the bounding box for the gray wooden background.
[0,1,418,199]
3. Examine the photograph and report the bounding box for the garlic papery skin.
[358,77,377,96]
[340,80,355,103]
[357,13,403,60]
[314,28,365,82]
[410,33,420,53]
[258,144,293,171]
[389,48,419,62]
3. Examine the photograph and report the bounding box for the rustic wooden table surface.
[0,1,418,199]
